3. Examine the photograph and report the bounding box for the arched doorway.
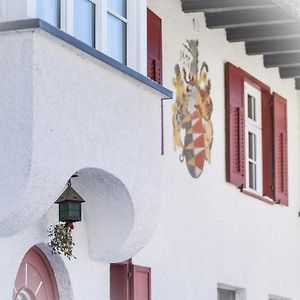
[13,246,59,300]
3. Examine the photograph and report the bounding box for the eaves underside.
[181,0,300,90]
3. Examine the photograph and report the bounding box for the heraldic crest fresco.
[172,39,213,178]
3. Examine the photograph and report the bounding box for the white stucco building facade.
[0,0,300,300]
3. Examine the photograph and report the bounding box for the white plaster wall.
[1,1,300,299]
[0,27,164,298]
[132,1,300,300]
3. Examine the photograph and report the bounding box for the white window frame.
[244,82,263,196]
[106,1,128,64]
[34,0,146,74]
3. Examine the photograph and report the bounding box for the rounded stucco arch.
[72,167,136,262]
[0,165,161,262]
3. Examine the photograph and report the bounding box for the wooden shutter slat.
[147,8,162,84]
[273,93,288,205]
[131,265,151,300]
[110,263,129,300]
[261,89,273,198]
[225,63,246,188]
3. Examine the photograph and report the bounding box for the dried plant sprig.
[48,222,76,260]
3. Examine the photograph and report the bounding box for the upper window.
[107,0,127,64]
[35,0,146,73]
[225,62,288,205]
[73,0,96,47]
[244,82,262,195]
[37,0,60,28]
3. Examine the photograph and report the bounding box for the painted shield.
[172,39,213,178]
[184,110,205,178]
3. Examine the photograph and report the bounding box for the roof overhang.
[181,0,300,90]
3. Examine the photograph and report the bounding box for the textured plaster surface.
[1,0,300,299]
[132,1,300,300]
[0,30,160,260]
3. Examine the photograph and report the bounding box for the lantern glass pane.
[59,201,81,222]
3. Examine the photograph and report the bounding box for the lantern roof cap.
[55,185,85,204]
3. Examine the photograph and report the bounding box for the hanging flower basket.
[48,222,76,260]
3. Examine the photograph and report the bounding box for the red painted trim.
[147,8,162,84]
[131,265,151,300]
[14,246,59,300]
[273,93,288,206]
[33,246,59,300]
[226,62,275,202]
[225,63,246,187]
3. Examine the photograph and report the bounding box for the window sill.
[242,189,274,205]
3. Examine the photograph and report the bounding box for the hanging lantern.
[55,178,85,223]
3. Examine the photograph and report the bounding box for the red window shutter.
[147,8,162,84]
[261,89,273,198]
[273,93,288,205]
[131,265,151,300]
[110,263,129,300]
[225,63,246,188]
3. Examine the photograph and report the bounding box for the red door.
[13,246,59,300]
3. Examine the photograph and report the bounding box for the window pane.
[218,289,235,300]
[248,132,257,161]
[108,0,127,18]
[249,162,257,190]
[107,13,127,64]
[248,132,253,160]
[247,94,256,121]
[37,0,60,28]
[74,0,95,47]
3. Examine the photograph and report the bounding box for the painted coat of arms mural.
[172,39,213,178]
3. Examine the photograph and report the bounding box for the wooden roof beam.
[246,38,300,55]
[279,66,300,79]
[226,22,300,42]
[295,78,300,90]
[205,7,294,29]
[264,53,300,68]
[182,0,275,13]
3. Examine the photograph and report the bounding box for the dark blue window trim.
[0,19,173,99]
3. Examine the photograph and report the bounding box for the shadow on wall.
[71,168,135,262]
